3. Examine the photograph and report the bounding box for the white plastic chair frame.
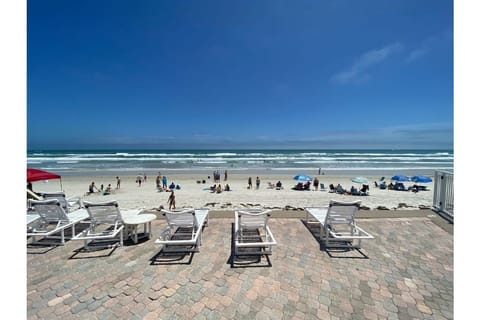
[27,199,88,245]
[155,208,209,253]
[72,200,125,250]
[305,200,373,249]
[234,209,277,256]
[38,191,83,212]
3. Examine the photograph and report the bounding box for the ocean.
[26,149,454,176]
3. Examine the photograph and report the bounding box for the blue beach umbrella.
[293,174,313,182]
[410,175,432,183]
[351,177,368,184]
[391,175,410,182]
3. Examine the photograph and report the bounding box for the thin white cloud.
[406,46,429,63]
[331,42,403,84]
[405,29,452,64]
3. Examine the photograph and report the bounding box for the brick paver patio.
[27,212,453,319]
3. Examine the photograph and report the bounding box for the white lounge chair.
[72,200,127,250]
[155,208,209,253]
[305,200,373,249]
[72,200,154,249]
[39,191,83,212]
[233,209,277,258]
[27,199,89,245]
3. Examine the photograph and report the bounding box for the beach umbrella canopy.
[410,175,432,183]
[27,168,61,182]
[351,177,368,184]
[293,174,313,182]
[27,168,63,190]
[391,175,410,182]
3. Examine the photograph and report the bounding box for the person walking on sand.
[248,177,252,189]
[156,174,161,190]
[224,170,228,181]
[256,177,261,190]
[116,176,121,189]
[168,191,176,210]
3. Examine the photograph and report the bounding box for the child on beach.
[116,176,121,189]
[168,191,176,210]
[248,177,252,189]
[104,184,112,195]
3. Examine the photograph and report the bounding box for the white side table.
[122,213,157,244]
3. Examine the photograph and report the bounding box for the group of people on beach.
[212,170,228,183]
[267,181,283,190]
[155,173,181,192]
[247,177,261,189]
[375,181,426,193]
[85,181,113,196]
[85,173,178,209]
[328,183,369,196]
[210,183,231,193]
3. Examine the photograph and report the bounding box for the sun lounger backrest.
[236,209,271,229]
[84,201,122,225]
[30,199,69,223]
[162,209,197,228]
[326,200,361,225]
[41,192,70,212]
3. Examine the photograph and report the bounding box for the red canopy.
[27,168,61,182]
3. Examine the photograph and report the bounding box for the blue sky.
[26,0,453,150]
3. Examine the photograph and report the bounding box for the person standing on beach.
[156,174,161,190]
[137,175,142,187]
[116,176,121,189]
[248,177,252,189]
[168,191,176,210]
[313,177,319,191]
[256,177,261,190]
[162,176,168,189]
[224,170,228,181]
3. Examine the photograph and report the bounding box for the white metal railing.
[433,170,454,221]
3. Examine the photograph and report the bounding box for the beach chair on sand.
[155,208,210,254]
[305,200,373,250]
[233,209,277,258]
[27,199,89,246]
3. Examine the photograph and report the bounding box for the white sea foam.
[27,149,454,173]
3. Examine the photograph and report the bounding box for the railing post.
[433,170,453,221]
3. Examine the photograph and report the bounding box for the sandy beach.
[30,172,435,212]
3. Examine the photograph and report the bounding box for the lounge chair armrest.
[67,196,83,208]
